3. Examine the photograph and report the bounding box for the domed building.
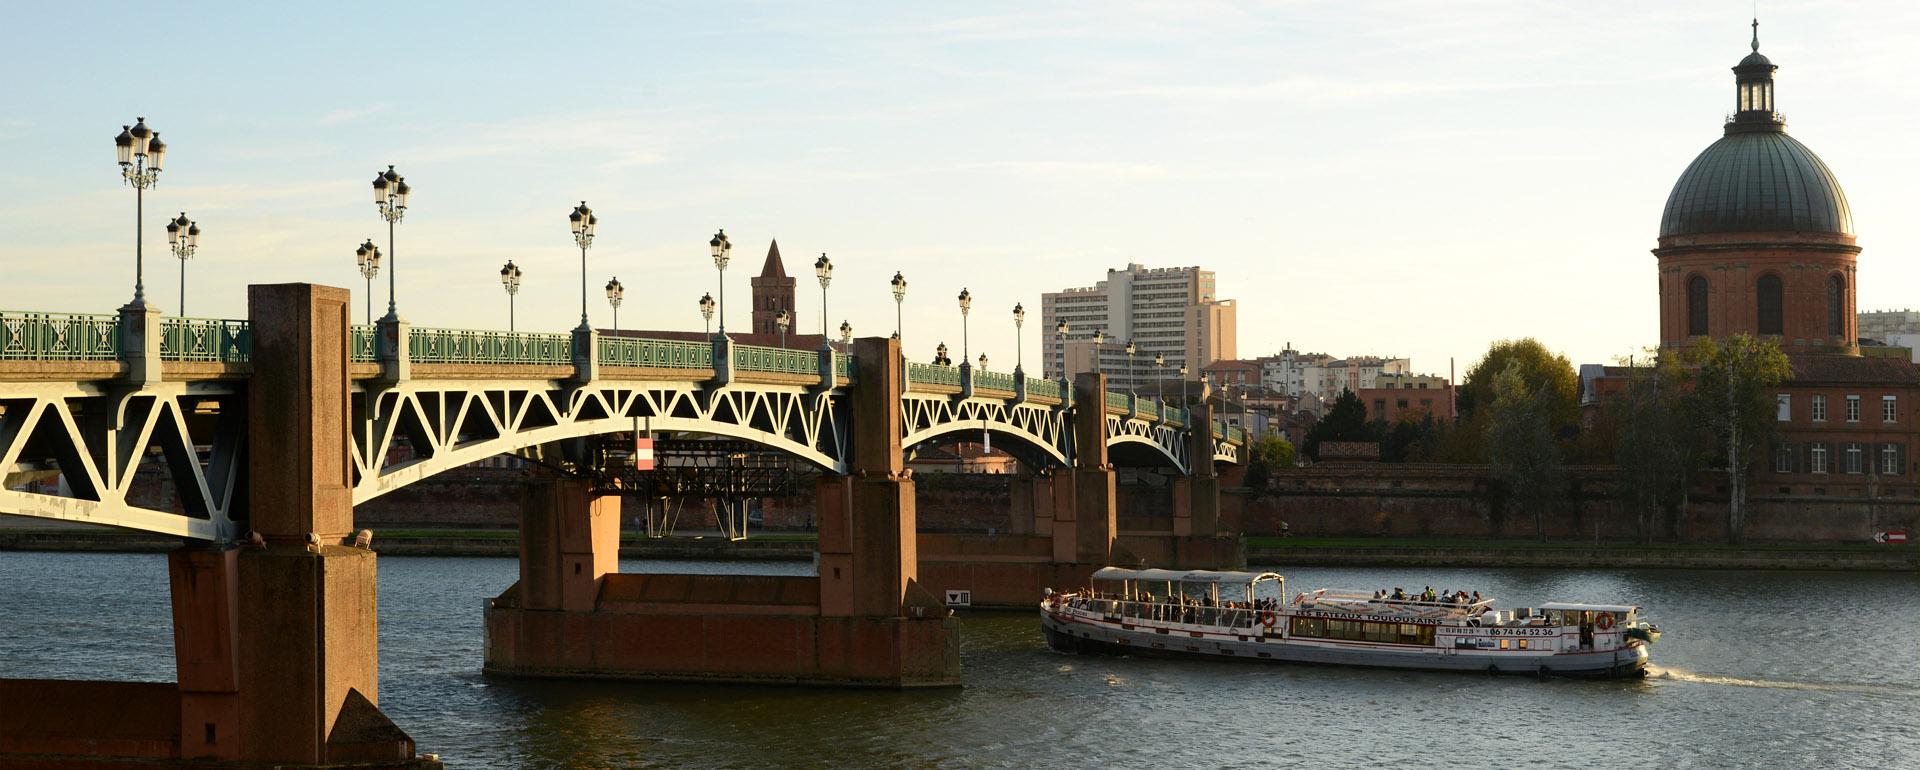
[1654,24,1858,352]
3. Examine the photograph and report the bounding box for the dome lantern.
[1729,18,1783,133]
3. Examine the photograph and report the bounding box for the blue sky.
[5,1,1918,375]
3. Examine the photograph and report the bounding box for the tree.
[1483,360,1566,540]
[1242,433,1297,492]
[1302,389,1375,461]
[1607,352,1702,543]
[1459,338,1581,433]
[1684,335,1791,544]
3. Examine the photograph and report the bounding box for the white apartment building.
[1041,263,1236,390]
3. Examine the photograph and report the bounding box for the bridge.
[1,284,1246,767]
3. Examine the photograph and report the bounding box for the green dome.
[1660,130,1852,238]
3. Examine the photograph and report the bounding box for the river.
[2,552,1915,768]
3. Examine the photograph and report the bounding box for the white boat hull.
[1041,605,1650,679]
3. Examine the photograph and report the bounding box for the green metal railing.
[734,344,818,376]
[350,325,377,363]
[1138,398,1160,421]
[1165,407,1187,427]
[1105,391,1130,412]
[1229,426,1246,444]
[835,353,855,379]
[160,318,250,363]
[907,362,960,387]
[1026,377,1061,400]
[974,368,1016,393]
[1213,421,1226,439]
[0,311,121,362]
[599,336,713,370]
[408,327,571,365]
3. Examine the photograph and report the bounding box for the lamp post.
[500,260,522,331]
[839,320,852,347]
[814,253,833,342]
[605,277,623,333]
[775,308,790,349]
[568,202,597,331]
[370,165,410,321]
[979,353,989,371]
[1054,320,1068,380]
[699,292,715,335]
[114,118,166,308]
[355,240,381,326]
[1125,339,1137,394]
[1091,329,1105,375]
[1012,303,1026,374]
[1180,363,1190,407]
[935,342,949,365]
[957,288,972,361]
[166,213,199,316]
[890,271,907,342]
[710,229,732,337]
[1154,352,1165,406]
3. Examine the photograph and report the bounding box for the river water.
[2,552,1915,769]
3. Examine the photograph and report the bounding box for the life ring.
[1597,614,1615,631]
[1259,611,1278,629]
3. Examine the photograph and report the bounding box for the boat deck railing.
[1297,589,1494,618]
[1061,595,1273,631]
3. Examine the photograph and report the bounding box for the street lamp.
[1154,352,1165,406]
[979,352,989,371]
[166,213,199,316]
[1125,339,1137,394]
[814,253,833,341]
[500,260,523,331]
[1091,329,1106,375]
[957,288,972,361]
[710,229,732,337]
[568,202,597,331]
[371,165,410,321]
[699,292,715,334]
[1012,303,1026,374]
[1054,320,1068,380]
[890,271,907,344]
[839,319,852,346]
[935,342,950,366]
[1179,363,1190,408]
[605,277,623,333]
[775,308,790,348]
[114,117,165,308]
[355,240,381,325]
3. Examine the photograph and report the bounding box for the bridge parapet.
[407,326,571,366]
[159,317,250,362]
[1,310,121,362]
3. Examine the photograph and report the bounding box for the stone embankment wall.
[1233,464,1920,544]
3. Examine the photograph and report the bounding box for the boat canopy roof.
[1538,602,1636,613]
[1091,567,1282,586]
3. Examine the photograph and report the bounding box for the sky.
[4,1,1918,377]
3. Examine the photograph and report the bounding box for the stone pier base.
[483,573,959,688]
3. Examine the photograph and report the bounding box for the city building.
[1622,25,1920,497]
[750,239,795,337]
[1357,375,1457,425]
[1858,310,1920,362]
[1041,263,1235,390]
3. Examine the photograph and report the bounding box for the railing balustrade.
[973,368,1016,393]
[733,344,818,376]
[407,327,571,365]
[1105,391,1129,412]
[1025,377,1061,400]
[159,317,250,363]
[0,311,120,362]
[598,336,714,370]
[1063,596,1261,631]
[907,361,960,387]
[835,353,855,379]
[350,325,377,363]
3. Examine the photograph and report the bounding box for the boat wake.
[1650,666,1919,697]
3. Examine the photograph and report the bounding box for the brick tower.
[751,239,795,338]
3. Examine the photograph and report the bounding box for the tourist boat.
[1041,568,1658,678]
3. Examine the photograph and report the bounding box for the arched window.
[1757,275,1784,335]
[1687,276,1709,336]
[1828,274,1846,338]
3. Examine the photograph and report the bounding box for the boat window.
[1499,639,1510,650]
[1518,639,1529,650]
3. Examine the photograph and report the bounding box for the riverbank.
[2,528,1911,570]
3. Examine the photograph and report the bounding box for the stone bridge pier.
[483,336,960,687]
[0,284,425,768]
[916,375,1245,608]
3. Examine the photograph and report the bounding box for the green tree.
[1302,389,1375,461]
[1483,360,1566,540]
[1242,433,1297,492]
[1607,352,1703,543]
[1684,335,1791,544]
[1459,338,1581,433]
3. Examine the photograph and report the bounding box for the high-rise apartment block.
[1040,263,1235,390]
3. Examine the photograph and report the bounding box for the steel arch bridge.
[0,310,1246,543]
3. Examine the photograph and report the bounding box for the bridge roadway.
[0,303,1243,543]
[0,285,1245,767]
